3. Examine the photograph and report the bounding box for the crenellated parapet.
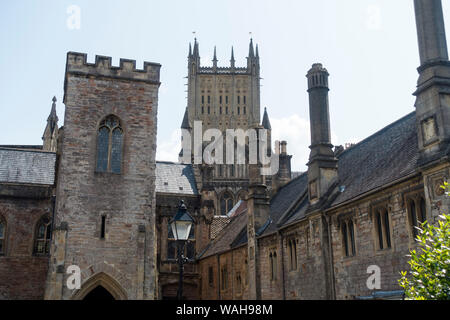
[65,52,161,84]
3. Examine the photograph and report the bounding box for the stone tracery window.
[0,217,5,255]
[341,219,356,257]
[374,207,391,250]
[96,115,123,174]
[220,192,233,216]
[407,196,427,240]
[288,238,297,271]
[34,215,52,255]
[269,249,278,281]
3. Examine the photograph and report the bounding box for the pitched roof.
[262,172,308,235]
[203,111,422,252]
[330,111,418,207]
[199,202,248,259]
[210,216,231,240]
[155,161,198,195]
[0,148,56,185]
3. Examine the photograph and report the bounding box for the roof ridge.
[338,111,416,158]
[0,147,55,155]
[156,160,187,165]
[270,171,307,202]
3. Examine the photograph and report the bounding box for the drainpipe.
[217,254,221,300]
[278,231,286,300]
[326,214,336,299]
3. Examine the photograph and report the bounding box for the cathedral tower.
[182,39,269,217]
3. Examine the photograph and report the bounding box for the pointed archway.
[83,286,115,300]
[71,272,128,300]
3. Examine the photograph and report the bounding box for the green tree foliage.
[399,182,450,300]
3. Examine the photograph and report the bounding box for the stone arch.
[71,272,128,300]
[236,189,249,202]
[218,189,235,216]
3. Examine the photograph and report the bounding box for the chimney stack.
[413,0,450,166]
[306,63,338,203]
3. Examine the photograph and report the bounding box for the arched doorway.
[83,286,115,300]
[71,272,128,300]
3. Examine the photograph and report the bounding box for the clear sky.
[1,0,449,171]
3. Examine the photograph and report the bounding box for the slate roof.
[200,201,248,259]
[199,111,422,257]
[210,216,231,240]
[0,148,56,185]
[331,111,418,207]
[155,161,198,195]
[262,172,308,236]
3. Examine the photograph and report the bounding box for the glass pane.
[167,240,177,260]
[186,241,195,259]
[384,211,391,248]
[174,221,191,240]
[0,240,3,253]
[168,224,174,239]
[227,199,233,213]
[105,116,118,129]
[419,198,426,223]
[45,240,51,254]
[342,223,348,256]
[46,224,52,240]
[96,127,109,172]
[38,224,45,239]
[377,212,383,250]
[221,198,226,216]
[188,225,195,240]
[0,223,4,238]
[111,128,123,174]
[36,241,44,254]
[349,222,355,255]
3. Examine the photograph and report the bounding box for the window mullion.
[107,130,113,171]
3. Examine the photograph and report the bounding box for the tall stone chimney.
[273,141,292,192]
[306,63,338,204]
[413,0,450,166]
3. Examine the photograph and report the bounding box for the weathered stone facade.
[0,0,448,301]
[197,0,450,300]
[0,187,53,299]
[44,53,161,300]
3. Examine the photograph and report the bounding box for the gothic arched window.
[407,196,427,240]
[220,192,233,216]
[96,115,123,174]
[374,208,391,250]
[288,238,297,271]
[34,216,52,255]
[0,217,6,255]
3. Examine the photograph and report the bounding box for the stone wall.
[0,190,53,299]
[45,53,160,300]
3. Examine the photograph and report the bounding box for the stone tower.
[306,63,338,204]
[181,39,274,218]
[44,53,161,300]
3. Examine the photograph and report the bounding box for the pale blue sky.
[1,0,449,171]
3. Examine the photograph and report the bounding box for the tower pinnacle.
[249,38,255,58]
